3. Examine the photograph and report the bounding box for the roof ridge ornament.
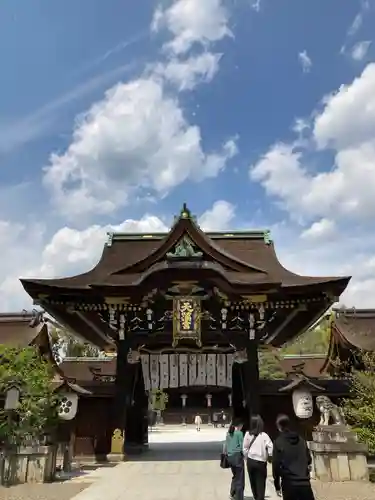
[173,203,198,224]
[180,202,191,219]
[166,234,203,259]
[264,230,272,245]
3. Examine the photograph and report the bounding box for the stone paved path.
[70,426,278,500]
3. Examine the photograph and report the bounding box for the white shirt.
[194,416,202,425]
[243,432,273,462]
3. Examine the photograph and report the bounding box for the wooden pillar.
[113,339,132,431]
[124,362,148,454]
[231,362,244,420]
[112,340,148,455]
[243,342,260,422]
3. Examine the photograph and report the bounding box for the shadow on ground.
[131,440,223,461]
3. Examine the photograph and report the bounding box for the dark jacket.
[272,431,311,490]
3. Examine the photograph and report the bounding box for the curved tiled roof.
[20,211,350,292]
[331,308,375,351]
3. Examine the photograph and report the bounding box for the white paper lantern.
[58,393,79,421]
[292,388,313,419]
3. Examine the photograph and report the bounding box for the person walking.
[221,411,227,427]
[224,418,245,500]
[272,414,315,500]
[243,414,273,500]
[194,413,202,432]
[213,412,218,428]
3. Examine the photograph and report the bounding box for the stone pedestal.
[309,425,368,482]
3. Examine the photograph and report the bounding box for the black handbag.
[220,452,230,469]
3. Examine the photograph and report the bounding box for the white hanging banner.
[141,355,150,391]
[159,354,169,389]
[150,354,160,390]
[196,354,207,385]
[206,354,216,386]
[226,353,234,388]
[139,353,237,388]
[169,354,179,388]
[216,354,227,387]
[189,354,197,386]
[179,353,188,387]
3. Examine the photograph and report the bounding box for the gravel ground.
[312,480,375,500]
[0,482,90,500]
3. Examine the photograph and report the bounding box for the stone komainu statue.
[316,395,347,426]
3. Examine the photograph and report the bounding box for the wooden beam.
[264,305,305,345]
[41,304,109,350]
[76,311,115,348]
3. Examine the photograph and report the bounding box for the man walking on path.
[194,413,202,432]
[213,412,218,428]
[272,414,315,500]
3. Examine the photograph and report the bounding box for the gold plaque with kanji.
[172,297,202,347]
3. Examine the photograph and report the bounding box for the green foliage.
[282,320,330,355]
[150,389,169,411]
[50,326,101,360]
[0,345,57,445]
[341,351,375,454]
[259,349,285,379]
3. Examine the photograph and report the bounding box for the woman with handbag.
[222,418,245,500]
[243,415,273,500]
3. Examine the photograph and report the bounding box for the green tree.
[282,318,331,355]
[150,389,169,411]
[0,345,57,446]
[341,351,375,454]
[49,326,101,361]
[259,349,285,379]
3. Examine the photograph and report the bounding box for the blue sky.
[1,0,375,309]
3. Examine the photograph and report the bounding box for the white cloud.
[198,200,236,231]
[251,63,375,223]
[298,51,312,73]
[44,77,237,218]
[274,225,375,308]
[341,1,371,54]
[152,0,232,55]
[153,52,222,90]
[250,143,310,220]
[348,13,363,37]
[350,40,371,61]
[0,63,136,154]
[300,218,336,241]
[250,0,261,12]
[0,201,236,311]
[347,1,369,37]
[250,61,375,307]
[43,0,235,220]
[314,64,375,150]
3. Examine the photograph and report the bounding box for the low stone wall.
[0,445,57,485]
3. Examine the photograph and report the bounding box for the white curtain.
[139,353,236,388]
[196,354,207,385]
[141,354,150,391]
[189,354,197,386]
[179,353,188,387]
[216,354,227,387]
[206,354,216,386]
[226,353,234,388]
[150,354,160,390]
[159,354,169,389]
[169,353,179,388]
